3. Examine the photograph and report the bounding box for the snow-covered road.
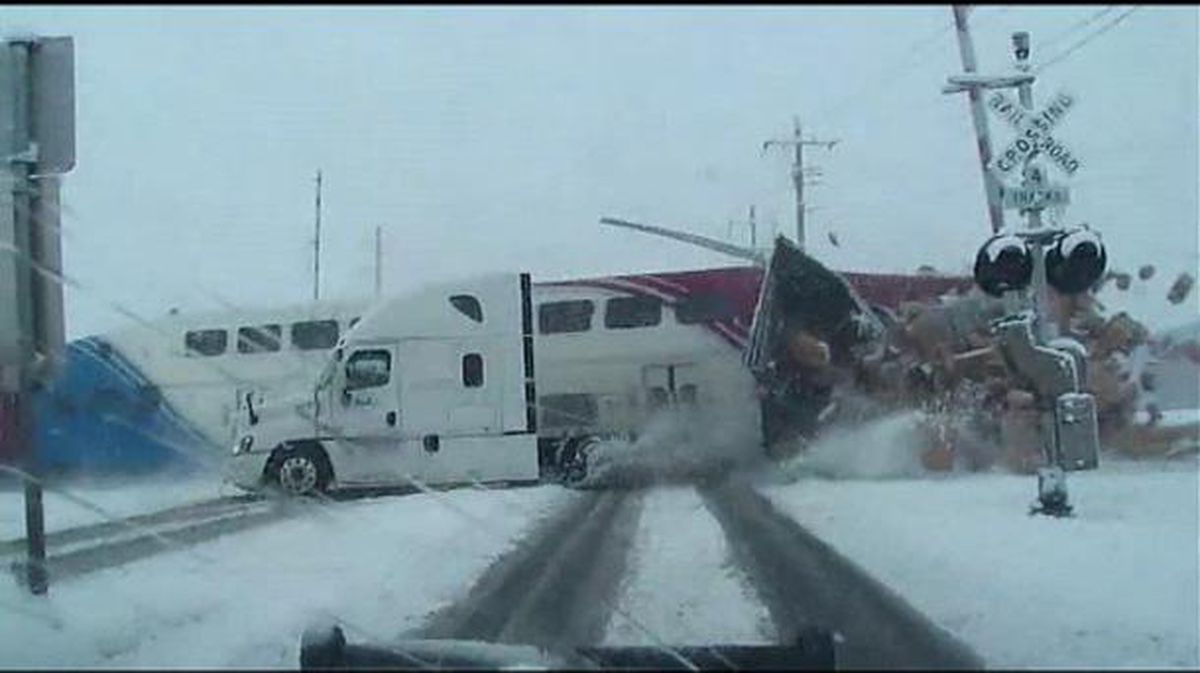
[604,485,772,646]
[760,457,1200,668]
[0,470,236,542]
[1,484,571,668]
[3,453,1196,669]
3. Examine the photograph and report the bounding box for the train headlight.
[974,234,1033,297]
[1045,228,1107,295]
[234,434,254,455]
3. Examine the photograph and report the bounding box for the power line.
[815,18,954,124]
[1042,6,1117,51]
[1037,5,1142,72]
[815,5,1014,129]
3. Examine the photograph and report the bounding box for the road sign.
[30,37,76,175]
[987,90,1081,177]
[0,38,74,175]
[1001,185,1070,210]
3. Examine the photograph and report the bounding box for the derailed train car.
[745,236,974,457]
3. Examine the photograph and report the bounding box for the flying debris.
[1106,271,1132,291]
[1167,272,1195,305]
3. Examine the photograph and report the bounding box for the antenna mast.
[312,169,322,302]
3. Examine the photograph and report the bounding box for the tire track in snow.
[603,485,774,646]
[415,488,643,652]
[3,484,526,581]
[700,478,984,670]
[0,495,260,559]
[40,501,301,582]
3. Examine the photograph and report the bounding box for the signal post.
[945,20,1105,517]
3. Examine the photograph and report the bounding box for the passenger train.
[0,212,974,479]
[4,238,973,478]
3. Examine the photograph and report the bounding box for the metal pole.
[1012,32,1058,343]
[4,40,47,595]
[20,396,47,594]
[1010,29,1072,516]
[373,225,382,298]
[748,205,757,249]
[313,169,322,302]
[792,118,805,250]
[951,5,1006,234]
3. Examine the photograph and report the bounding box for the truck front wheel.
[559,435,597,487]
[267,443,332,497]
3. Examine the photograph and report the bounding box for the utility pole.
[763,116,837,252]
[949,5,1006,234]
[748,205,757,249]
[373,225,382,298]
[1,35,75,596]
[312,169,322,302]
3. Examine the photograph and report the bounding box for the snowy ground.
[604,485,772,646]
[0,469,236,541]
[3,414,1196,669]
[759,447,1199,668]
[1,484,570,668]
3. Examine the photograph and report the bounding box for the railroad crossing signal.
[987,89,1082,177]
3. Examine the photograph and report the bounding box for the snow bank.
[604,486,771,646]
[760,460,1200,668]
[1,485,570,667]
[0,469,234,541]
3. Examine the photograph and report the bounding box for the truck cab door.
[331,345,412,483]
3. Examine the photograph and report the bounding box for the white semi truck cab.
[227,272,539,495]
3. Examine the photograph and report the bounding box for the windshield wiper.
[299,623,838,670]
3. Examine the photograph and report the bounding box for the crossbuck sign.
[987,90,1081,177]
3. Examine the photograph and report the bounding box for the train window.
[538,300,594,334]
[237,324,282,353]
[184,329,227,356]
[462,353,484,388]
[647,386,669,411]
[675,292,736,324]
[605,295,662,329]
[345,349,391,391]
[678,384,698,406]
[450,295,484,323]
[540,393,598,429]
[291,319,339,350]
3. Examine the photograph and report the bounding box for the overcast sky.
[4,5,1198,337]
